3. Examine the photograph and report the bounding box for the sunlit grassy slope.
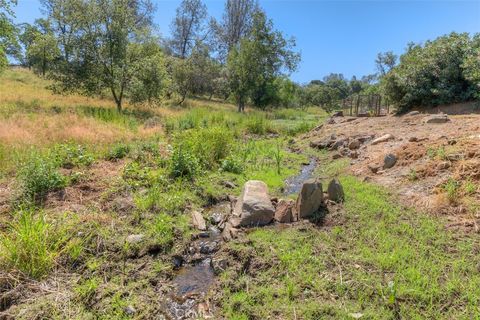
[219,158,480,319]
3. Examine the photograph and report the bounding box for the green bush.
[173,127,233,170]
[0,209,67,279]
[221,155,244,174]
[18,155,67,201]
[53,144,94,168]
[170,145,200,179]
[107,143,130,160]
[383,32,479,112]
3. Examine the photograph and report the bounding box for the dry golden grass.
[0,68,114,109]
[0,112,157,147]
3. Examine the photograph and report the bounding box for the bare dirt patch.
[304,112,480,231]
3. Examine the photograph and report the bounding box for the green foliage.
[0,0,19,74]
[221,155,244,174]
[220,175,480,318]
[442,178,460,203]
[245,114,275,135]
[129,42,170,105]
[0,209,67,279]
[169,144,200,179]
[107,143,130,160]
[43,0,157,111]
[227,10,299,111]
[383,32,479,112]
[18,153,67,201]
[74,277,100,303]
[53,144,94,168]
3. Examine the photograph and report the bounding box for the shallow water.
[165,203,229,319]
[283,158,317,195]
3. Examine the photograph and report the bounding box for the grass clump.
[442,178,460,203]
[17,153,67,202]
[170,145,200,179]
[0,209,68,279]
[107,143,131,160]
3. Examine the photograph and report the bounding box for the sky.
[12,0,480,83]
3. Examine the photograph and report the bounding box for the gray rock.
[424,114,450,124]
[330,138,348,150]
[211,258,228,275]
[296,179,323,219]
[231,180,275,227]
[349,150,359,159]
[192,211,207,231]
[221,221,240,241]
[199,241,219,254]
[126,234,145,244]
[368,164,381,174]
[327,179,344,203]
[371,134,394,145]
[210,212,224,225]
[124,305,136,315]
[222,181,236,189]
[383,154,397,169]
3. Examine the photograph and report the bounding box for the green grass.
[0,209,69,279]
[219,174,480,319]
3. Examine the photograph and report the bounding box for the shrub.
[53,144,94,168]
[107,143,130,160]
[172,127,233,171]
[221,155,244,174]
[0,209,67,279]
[18,155,67,201]
[170,145,200,179]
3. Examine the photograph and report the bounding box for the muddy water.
[165,204,229,319]
[284,158,317,195]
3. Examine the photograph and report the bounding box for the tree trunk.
[111,87,122,112]
[177,92,186,105]
[238,99,245,112]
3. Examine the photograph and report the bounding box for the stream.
[164,159,317,319]
[283,157,317,195]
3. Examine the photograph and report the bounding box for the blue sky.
[13,0,480,83]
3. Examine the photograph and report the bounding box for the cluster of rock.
[310,133,375,159]
[188,179,344,241]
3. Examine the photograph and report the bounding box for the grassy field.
[1,68,477,319]
[218,157,480,319]
[0,68,326,319]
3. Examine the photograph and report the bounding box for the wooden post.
[355,95,360,116]
[378,95,382,116]
[350,98,353,116]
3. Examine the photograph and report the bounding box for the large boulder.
[274,199,295,223]
[423,114,450,124]
[327,179,344,203]
[296,179,323,219]
[231,180,275,227]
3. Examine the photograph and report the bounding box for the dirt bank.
[303,111,480,232]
